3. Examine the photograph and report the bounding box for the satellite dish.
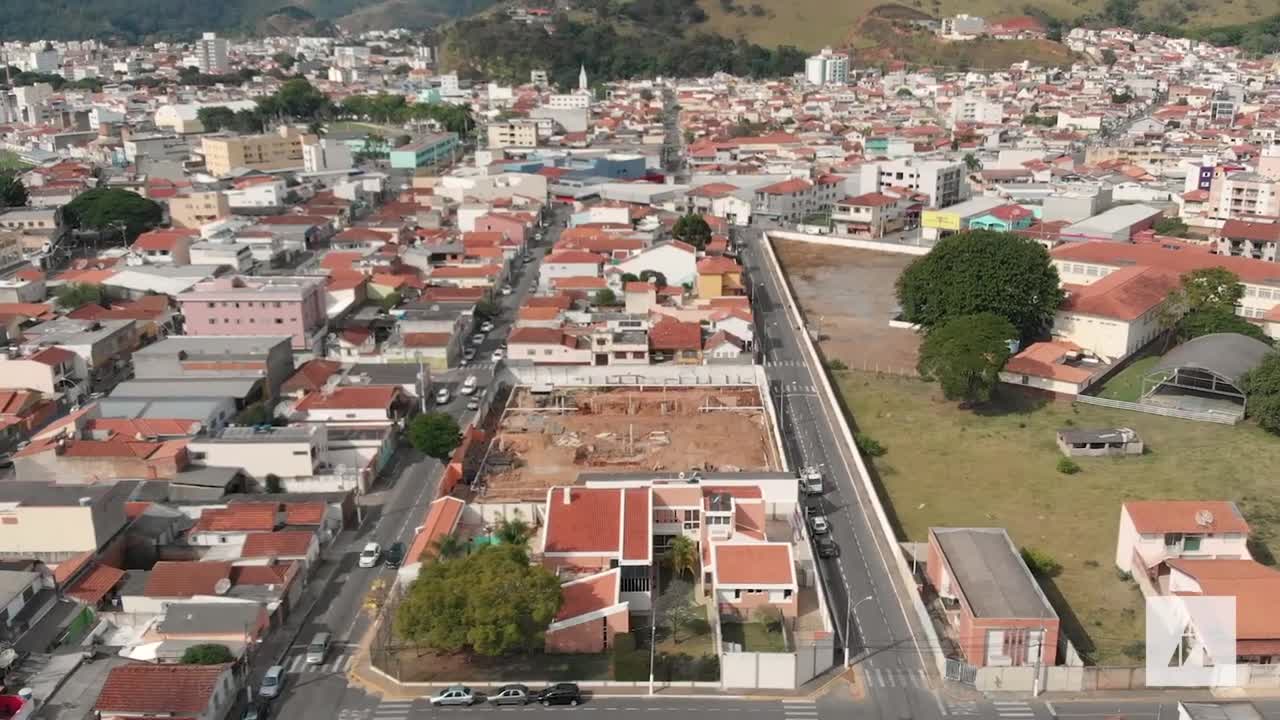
[1195,509,1215,528]
[213,578,232,595]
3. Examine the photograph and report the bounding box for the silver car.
[259,665,285,699]
[430,686,477,706]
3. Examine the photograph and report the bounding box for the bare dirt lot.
[773,239,922,375]
[478,387,778,501]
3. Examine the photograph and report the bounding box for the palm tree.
[666,535,698,578]
[495,517,533,546]
[432,533,467,560]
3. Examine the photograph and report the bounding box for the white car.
[500,285,514,296]
[430,686,478,706]
[461,375,478,396]
[491,348,505,362]
[470,333,486,346]
[480,321,494,333]
[358,542,381,568]
[435,387,451,405]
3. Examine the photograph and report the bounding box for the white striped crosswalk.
[373,700,414,720]
[863,666,929,688]
[284,650,355,675]
[993,701,1036,719]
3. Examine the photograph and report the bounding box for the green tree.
[396,544,562,656]
[1021,547,1062,577]
[1101,49,1118,65]
[639,269,668,288]
[63,188,163,242]
[665,535,698,578]
[196,105,236,132]
[672,213,712,250]
[917,313,1016,406]
[407,411,462,461]
[378,290,402,311]
[1242,352,1280,434]
[55,282,104,309]
[896,230,1064,342]
[0,172,28,207]
[1177,307,1270,344]
[474,299,501,321]
[181,643,234,664]
[962,153,982,172]
[432,532,468,560]
[1153,216,1189,237]
[495,515,534,546]
[272,51,297,70]
[1179,267,1244,313]
[653,578,699,643]
[594,288,618,306]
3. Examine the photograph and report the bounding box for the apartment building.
[176,275,327,352]
[752,176,841,223]
[832,192,911,238]
[1215,219,1280,262]
[169,191,231,229]
[547,92,591,109]
[195,32,229,74]
[1208,171,1280,221]
[387,133,460,170]
[488,120,540,149]
[948,95,1003,128]
[804,47,849,85]
[201,126,312,177]
[860,159,966,208]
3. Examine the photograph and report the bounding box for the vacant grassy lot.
[1095,356,1161,402]
[837,370,1280,664]
[722,622,787,653]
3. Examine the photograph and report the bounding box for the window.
[275,319,284,324]
[1164,532,1183,547]
[1183,535,1203,552]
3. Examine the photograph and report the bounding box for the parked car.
[536,683,582,707]
[430,686,478,706]
[815,534,840,559]
[384,542,405,569]
[807,510,830,535]
[259,666,285,700]
[480,321,495,333]
[490,684,530,706]
[501,285,514,296]
[461,375,478,395]
[435,387,451,405]
[491,348,505,362]
[470,333,486,346]
[305,632,331,665]
[358,543,381,568]
[466,399,480,411]
[242,702,270,720]
[462,347,477,361]
[799,466,823,495]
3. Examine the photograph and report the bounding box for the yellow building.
[695,256,743,299]
[169,191,231,229]
[201,126,313,177]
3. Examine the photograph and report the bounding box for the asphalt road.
[738,223,942,720]
[267,208,566,720]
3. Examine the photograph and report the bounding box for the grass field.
[721,622,788,653]
[0,150,31,171]
[1095,356,1162,402]
[836,370,1280,664]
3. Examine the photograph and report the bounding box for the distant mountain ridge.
[0,0,497,40]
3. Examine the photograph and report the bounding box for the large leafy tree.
[407,411,462,461]
[917,312,1017,406]
[55,283,104,310]
[396,544,562,656]
[1243,352,1280,434]
[181,643,234,665]
[665,535,697,578]
[63,188,163,242]
[672,213,712,250]
[896,230,1064,342]
[0,172,28,207]
[1177,307,1270,344]
[1159,267,1246,349]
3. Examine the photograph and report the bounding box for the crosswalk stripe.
[286,655,306,672]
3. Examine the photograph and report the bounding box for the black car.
[536,683,582,706]
[384,542,406,569]
[815,535,840,559]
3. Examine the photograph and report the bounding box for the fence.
[953,662,1280,693]
[1074,394,1241,425]
[504,363,764,388]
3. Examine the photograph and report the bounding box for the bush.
[181,643,234,664]
[855,432,887,457]
[828,358,848,371]
[1021,547,1062,578]
[1057,457,1081,475]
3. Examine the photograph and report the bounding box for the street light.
[844,595,874,667]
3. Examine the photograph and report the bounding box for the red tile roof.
[132,228,196,252]
[554,569,621,622]
[510,326,571,345]
[231,562,294,585]
[1051,240,1280,286]
[649,317,702,351]
[28,346,76,367]
[401,332,452,348]
[241,531,315,558]
[96,663,228,715]
[193,505,278,533]
[295,385,401,411]
[406,496,465,564]
[1124,500,1250,534]
[696,256,741,275]
[1003,341,1097,384]
[65,563,125,604]
[756,178,812,195]
[622,488,650,563]
[283,359,343,394]
[1166,558,1280,641]
[841,192,898,207]
[542,487,622,554]
[1220,219,1280,244]
[143,561,232,597]
[713,543,794,586]
[1060,265,1181,321]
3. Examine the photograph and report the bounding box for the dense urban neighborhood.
[1,10,1280,720]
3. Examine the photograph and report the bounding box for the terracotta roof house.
[1115,500,1251,580]
[545,568,629,654]
[96,662,237,720]
[649,317,703,364]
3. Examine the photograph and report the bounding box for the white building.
[859,158,966,208]
[548,92,590,109]
[804,47,849,86]
[1114,500,1251,577]
[195,32,229,74]
[948,95,1003,128]
[940,14,986,39]
[27,47,60,73]
[302,138,353,173]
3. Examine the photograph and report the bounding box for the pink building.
[473,213,531,248]
[177,275,327,352]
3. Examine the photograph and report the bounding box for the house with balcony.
[1114,500,1252,592]
[1214,219,1280,262]
[925,527,1060,669]
[831,193,910,238]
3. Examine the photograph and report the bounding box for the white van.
[461,375,478,395]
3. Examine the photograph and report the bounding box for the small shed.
[1056,427,1144,457]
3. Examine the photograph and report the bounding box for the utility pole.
[648,566,659,696]
[845,595,873,667]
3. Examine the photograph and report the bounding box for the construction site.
[475,385,781,502]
